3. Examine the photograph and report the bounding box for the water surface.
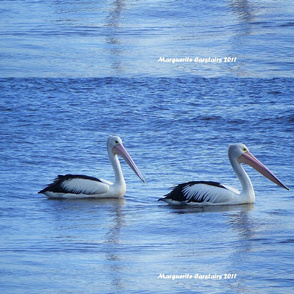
[1,0,294,78]
[1,0,294,293]
[0,77,293,293]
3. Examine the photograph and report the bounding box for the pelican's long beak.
[113,144,145,182]
[238,151,289,190]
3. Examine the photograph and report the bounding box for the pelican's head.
[107,135,145,182]
[229,143,289,190]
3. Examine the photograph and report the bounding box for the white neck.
[108,150,126,188]
[229,154,255,203]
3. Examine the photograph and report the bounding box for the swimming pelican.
[39,135,145,199]
[159,143,289,205]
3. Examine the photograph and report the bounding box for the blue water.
[1,0,294,78]
[1,77,293,293]
[1,1,294,294]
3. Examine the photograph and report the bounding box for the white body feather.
[182,184,237,205]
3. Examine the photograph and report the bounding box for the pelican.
[39,135,145,199]
[159,143,289,205]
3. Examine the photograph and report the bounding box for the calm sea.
[1,1,294,294]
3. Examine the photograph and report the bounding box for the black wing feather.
[159,181,227,203]
[38,174,102,194]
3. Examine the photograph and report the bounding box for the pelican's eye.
[115,140,119,144]
[242,147,247,152]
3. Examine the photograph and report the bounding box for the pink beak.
[238,151,289,190]
[113,144,145,183]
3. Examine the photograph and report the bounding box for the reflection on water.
[165,203,255,215]
[227,208,256,240]
[229,0,255,23]
[227,0,256,77]
[104,201,126,293]
[47,198,128,292]
[105,0,126,75]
